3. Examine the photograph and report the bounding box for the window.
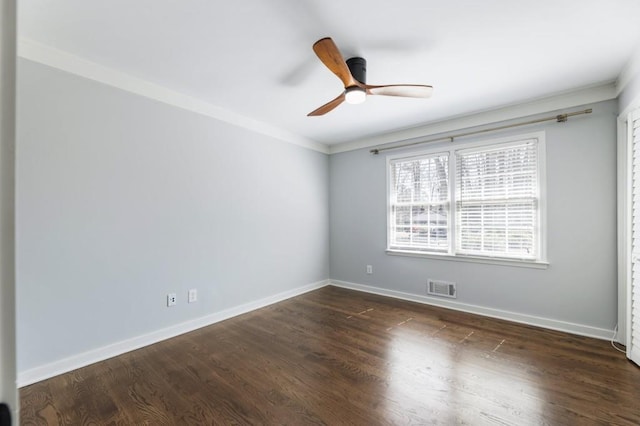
[388,133,545,265]
[389,152,450,252]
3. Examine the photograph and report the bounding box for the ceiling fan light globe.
[345,87,366,105]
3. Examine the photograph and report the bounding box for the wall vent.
[427,279,457,298]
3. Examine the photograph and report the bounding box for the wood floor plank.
[20,286,640,425]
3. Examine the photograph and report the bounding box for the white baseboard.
[630,347,640,366]
[19,278,617,387]
[18,279,330,387]
[329,280,615,341]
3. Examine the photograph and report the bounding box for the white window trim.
[386,131,548,268]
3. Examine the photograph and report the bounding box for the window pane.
[389,153,449,252]
[394,205,411,227]
[456,140,538,259]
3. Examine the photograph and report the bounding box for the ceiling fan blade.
[366,84,433,98]
[312,37,358,88]
[307,92,346,116]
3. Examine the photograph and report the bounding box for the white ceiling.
[18,0,640,147]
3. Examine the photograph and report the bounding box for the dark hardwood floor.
[20,286,640,425]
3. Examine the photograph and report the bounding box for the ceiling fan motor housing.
[346,57,366,84]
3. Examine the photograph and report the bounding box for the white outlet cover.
[188,289,197,303]
[167,293,177,307]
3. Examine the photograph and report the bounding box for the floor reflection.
[382,322,546,424]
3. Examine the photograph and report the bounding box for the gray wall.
[15,54,620,377]
[16,59,330,372]
[330,100,618,331]
[0,0,17,418]
[619,64,640,116]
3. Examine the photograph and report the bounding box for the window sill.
[386,249,549,269]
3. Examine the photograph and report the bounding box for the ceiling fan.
[308,37,433,116]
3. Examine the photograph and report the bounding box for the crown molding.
[617,42,640,117]
[617,42,640,97]
[329,82,617,154]
[17,38,329,155]
[17,37,620,157]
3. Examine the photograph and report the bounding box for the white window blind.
[455,140,539,259]
[387,133,544,264]
[389,153,450,252]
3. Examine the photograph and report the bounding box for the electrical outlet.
[167,293,177,307]
[366,265,373,274]
[188,288,197,303]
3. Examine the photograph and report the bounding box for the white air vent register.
[427,279,457,298]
